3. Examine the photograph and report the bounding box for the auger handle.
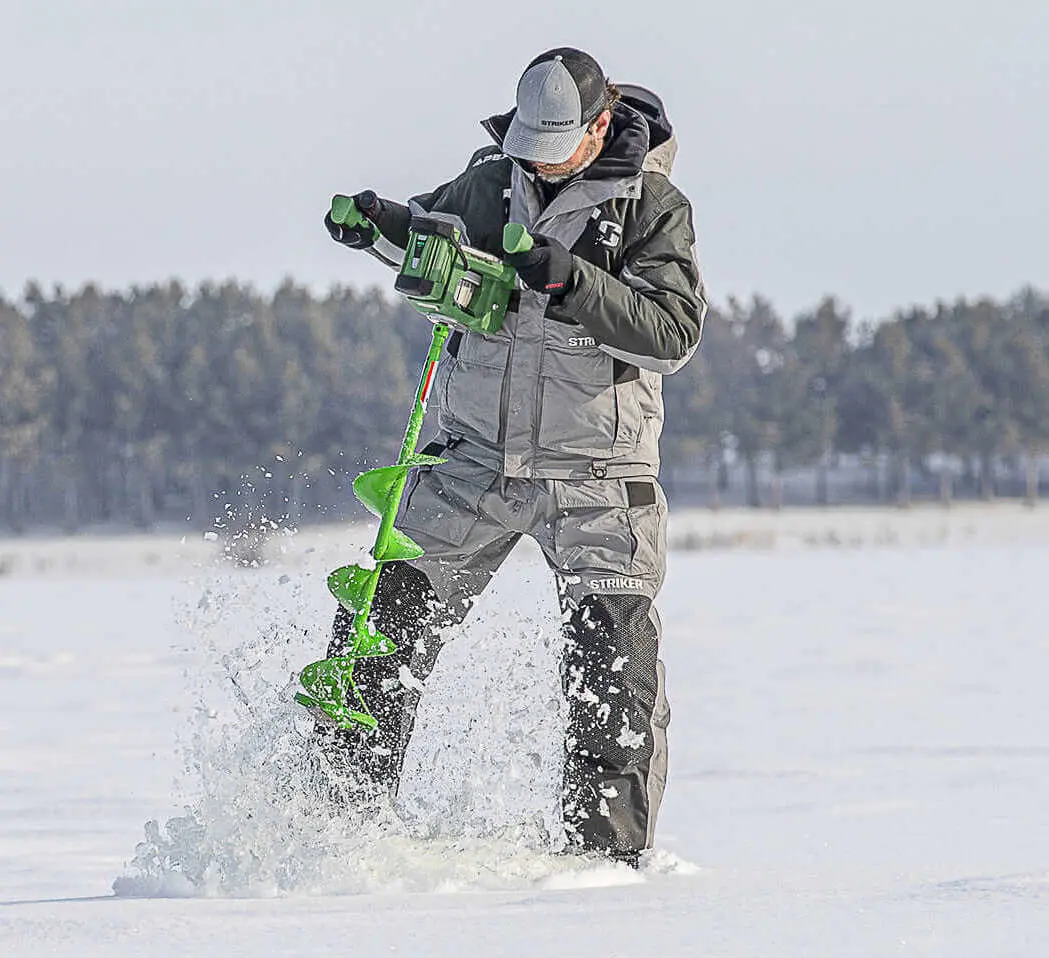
[502,222,534,255]
[330,192,406,269]
[330,193,378,232]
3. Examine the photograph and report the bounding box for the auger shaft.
[297,213,532,730]
[380,320,449,555]
[348,321,450,646]
[295,321,450,729]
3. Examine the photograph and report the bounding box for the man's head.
[502,48,618,183]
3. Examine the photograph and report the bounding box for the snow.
[2,505,1049,956]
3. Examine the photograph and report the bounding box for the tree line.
[665,287,1049,507]
[1,280,1047,534]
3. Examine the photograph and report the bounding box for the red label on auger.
[419,360,437,408]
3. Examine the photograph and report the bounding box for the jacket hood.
[482,84,677,180]
[618,84,677,177]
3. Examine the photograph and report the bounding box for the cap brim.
[502,114,587,164]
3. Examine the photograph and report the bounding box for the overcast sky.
[2,0,1046,320]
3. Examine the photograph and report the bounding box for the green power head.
[395,216,529,334]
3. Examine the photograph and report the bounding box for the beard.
[534,135,603,184]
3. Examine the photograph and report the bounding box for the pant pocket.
[396,458,494,547]
[552,479,665,580]
[624,481,667,581]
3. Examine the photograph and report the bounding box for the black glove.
[324,192,414,250]
[505,233,574,299]
[324,191,381,249]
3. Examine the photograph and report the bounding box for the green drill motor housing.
[395,214,518,334]
[328,194,533,335]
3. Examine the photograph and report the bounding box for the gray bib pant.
[326,442,670,858]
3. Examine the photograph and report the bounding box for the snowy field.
[2,505,1048,956]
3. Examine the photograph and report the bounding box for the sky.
[2,0,1047,321]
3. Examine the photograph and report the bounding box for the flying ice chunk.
[398,664,426,692]
[616,716,646,750]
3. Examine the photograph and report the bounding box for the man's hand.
[324,191,379,249]
[505,234,574,298]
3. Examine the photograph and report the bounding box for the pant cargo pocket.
[552,479,667,583]
[396,457,495,548]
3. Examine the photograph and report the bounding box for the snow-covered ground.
[2,505,1048,956]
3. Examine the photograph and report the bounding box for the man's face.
[533,110,612,183]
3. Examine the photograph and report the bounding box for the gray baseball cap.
[503,48,608,164]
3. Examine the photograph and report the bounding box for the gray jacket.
[410,96,706,480]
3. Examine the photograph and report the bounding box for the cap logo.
[540,118,576,127]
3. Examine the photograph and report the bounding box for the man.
[322,48,706,865]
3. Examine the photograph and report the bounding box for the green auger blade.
[353,465,406,517]
[327,565,398,656]
[327,563,378,615]
[406,453,447,469]
[352,456,445,518]
[295,656,378,730]
[375,527,424,563]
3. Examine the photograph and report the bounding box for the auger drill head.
[394,216,519,334]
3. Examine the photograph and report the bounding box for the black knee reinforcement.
[560,592,662,857]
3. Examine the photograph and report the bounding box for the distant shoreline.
[2,500,1047,579]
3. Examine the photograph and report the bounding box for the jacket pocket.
[537,342,643,459]
[436,333,509,444]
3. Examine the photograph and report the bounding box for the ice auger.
[295,195,534,730]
